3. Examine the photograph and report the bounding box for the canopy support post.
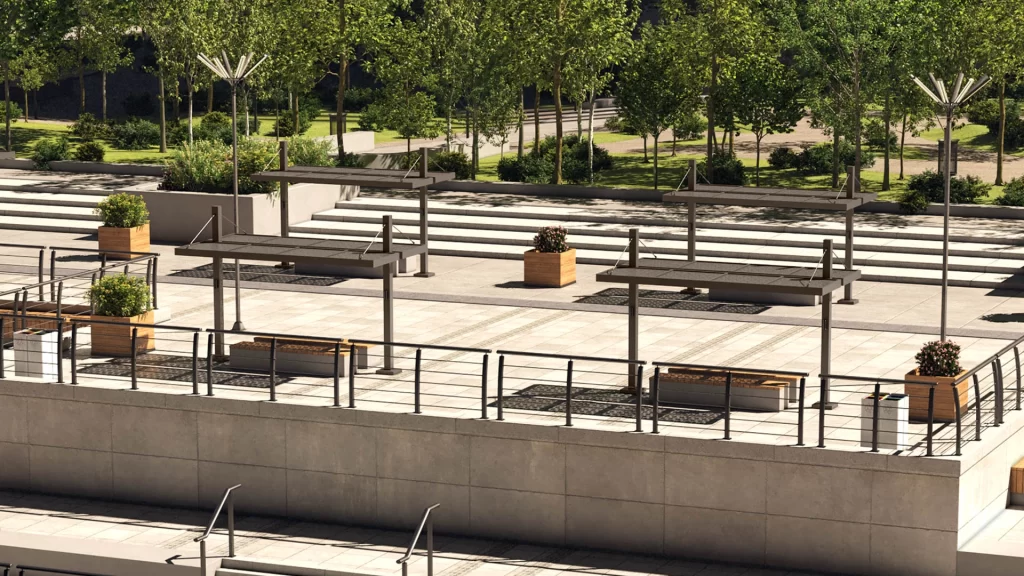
[415,147,435,278]
[277,140,290,269]
[628,228,639,392]
[378,215,402,375]
[212,206,225,359]
[814,239,838,410]
[839,166,858,304]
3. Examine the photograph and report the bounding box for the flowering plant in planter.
[533,226,569,253]
[915,340,963,377]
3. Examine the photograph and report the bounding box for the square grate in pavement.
[495,383,723,425]
[76,353,293,389]
[575,288,768,315]
[170,264,346,286]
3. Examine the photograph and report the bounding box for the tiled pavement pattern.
[0,491,831,576]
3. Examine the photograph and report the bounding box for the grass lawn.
[918,122,1024,158]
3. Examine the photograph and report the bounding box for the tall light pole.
[198,52,268,332]
[911,72,990,341]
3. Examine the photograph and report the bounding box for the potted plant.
[524,226,576,287]
[89,274,154,357]
[904,340,969,422]
[96,193,150,259]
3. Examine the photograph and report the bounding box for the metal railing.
[6,566,111,576]
[196,484,241,576]
[397,504,440,576]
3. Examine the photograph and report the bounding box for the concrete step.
[0,202,100,221]
[0,189,108,207]
[0,214,99,234]
[959,508,1024,576]
[218,557,378,576]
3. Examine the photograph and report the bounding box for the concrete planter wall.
[48,161,165,177]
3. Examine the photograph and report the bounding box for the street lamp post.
[911,72,990,341]
[198,52,269,332]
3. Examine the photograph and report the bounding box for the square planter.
[90,310,155,357]
[14,328,60,381]
[860,393,909,450]
[904,369,969,422]
[98,223,150,259]
[524,248,576,287]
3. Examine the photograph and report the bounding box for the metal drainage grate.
[575,288,768,314]
[76,353,293,389]
[495,384,724,425]
[170,264,347,286]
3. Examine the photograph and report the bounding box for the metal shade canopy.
[663,160,874,304]
[598,229,856,409]
[176,208,412,374]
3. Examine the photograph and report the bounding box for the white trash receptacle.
[14,328,60,381]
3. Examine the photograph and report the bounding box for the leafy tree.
[11,40,57,121]
[1,0,60,151]
[976,0,1024,185]
[67,0,136,119]
[423,0,477,148]
[264,0,330,136]
[733,52,803,186]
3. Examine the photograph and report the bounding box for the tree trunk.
[706,55,717,183]
[275,100,280,140]
[587,87,596,184]
[472,112,479,180]
[575,102,581,135]
[831,129,840,188]
[23,89,29,122]
[653,133,659,189]
[79,61,85,114]
[33,90,38,120]
[187,86,194,145]
[207,84,214,113]
[158,76,167,153]
[728,120,733,155]
[671,127,677,156]
[244,91,250,137]
[533,87,541,154]
[642,135,648,162]
[997,80,1006,186]
[553,67,563,184]
[517,87,524,160]
[755,134,761,187]
[4,63,10,152]
[899,113,907,180]
[445,112,452,149]
[882,89,891,191]
[853,61,862,193]
[293,93,299,134]
[102,71,108,120]
[337,56,348,154]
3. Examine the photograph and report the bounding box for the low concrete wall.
[860,201,1024,220]
[316,130,376,154]
[957,406,1024,548]
[0,151,15,160]
[0,158,35,170]
[0,531,197,576]
[118,183,353,243]
[0,378,972,576]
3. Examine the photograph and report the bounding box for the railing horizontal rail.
[820,373,925,386]
[956,335,1024,384]
[50,245,162,256]
[0,254,158,298]
[351,338,490,354]
[661,361,808,377]
[68,318,200,331]
[497,349,645,364]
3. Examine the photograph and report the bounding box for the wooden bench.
[1,306,90,344]
[1012,458,1024,506]
[252,337,375,370]
[651,367,800,412]
[230,340,349,377]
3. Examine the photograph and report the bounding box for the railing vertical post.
[818,376,827,449]
[797,377,806,446]
[227,491,235,557]
[123,264,129,276]
[870,382,881,453]
[207,333,214,396]
[199,540,206,576]
[927,386,935,457]
[0,317,4,379]
[635,364,644,433]
[100,252,107,275]
[333,342,342,407]
[1015,346,1022,411]
[192,332,200,395]
[56,318,64,384]
[974,373,982,441]
[56,282,63,320]
[497,354,504,421]
[652,367,660,434]
[269,337,277,402]
[565,359,573,427]
[414,348,422,414]
[954,382,963,456]
[480,353,489,420]
[20,290,27,331]
[70,323,77,385]
[426,514,434,576]
[37,248,44,302]
[49,249,56,302]
[12,292,19,332]
[724,371,732,440]
[152,257,159,309]
[995,359,1005,425]
[348,343,356,408]
[130,327,138,390]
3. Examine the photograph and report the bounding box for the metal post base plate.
[376,368,403,376]
[681,287,703,295]
[413,272,436,278]
[837,299,859,305]
[811,401,839,410]
[274,263,293,269]
[231,321,246,331]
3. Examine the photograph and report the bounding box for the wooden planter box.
[90,310,155,357]
[524,248,576,287]
[98,223,150,259]
[904,369,969,422]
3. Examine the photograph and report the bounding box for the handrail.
[956,335,1024,385]
[497,349,645,365]
[0,253,158,298]
[352,338,489,354]
[397,503,440,576]
[659,361,808,377]
[818,373,922,386]
[12,566,112,576]
[196,484,241,576]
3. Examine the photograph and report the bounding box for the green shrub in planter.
[289,136,334,167]
[162,140,231,193]
[96,193,149,228]
[31,136,72,169]
[898,189,930,214]
[74,141,106,162]
[497,154,554,184]
[533,226,569,253]
[908,170,990,204]
[89,274,151,317]
[70,112,109,141]
[672,113,707,141]
[698,152,747,185]
[915,340,963,377]
[768,146,799,169]
[996,177,1024,207]
[111,118,160,150]
[237,137,279,195]
[201,111,230,128]
[337,151,366,168]
[430,151,472,180]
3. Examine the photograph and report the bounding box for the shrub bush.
[288,136,334,167]
[533,226,569,253]
[529,134,613,183]
[96,193,149,228]
[74,141,106,162]
[898,189,930,214]
[162,140,231,193]
[698,152,747,185]
[795,139,875,175]
[497,154,553,184]
[111,118,160,150]
[673,113,707,141]
[864,117,897,149]
[344,86,376,112]
[89,274,151,317]
[429,151,472,180]
[31,137,71,169]
[915,340,963,378]
[237,137,279,195]
[273,99,321,137]
[966,98,1003,128]
[767,146,799,170]
[0,101,24,124]
[1004,117,1024,150]
[337,151,366,168]
[201,111,230,128]
[996,177,1024,207]
[70,112,109,141]
[908,170,990,204]
[603,115,629,133]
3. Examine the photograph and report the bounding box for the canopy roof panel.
[175,233,426,268]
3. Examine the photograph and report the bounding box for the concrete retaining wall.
[0,378,972,576]
[49,160,165,177]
